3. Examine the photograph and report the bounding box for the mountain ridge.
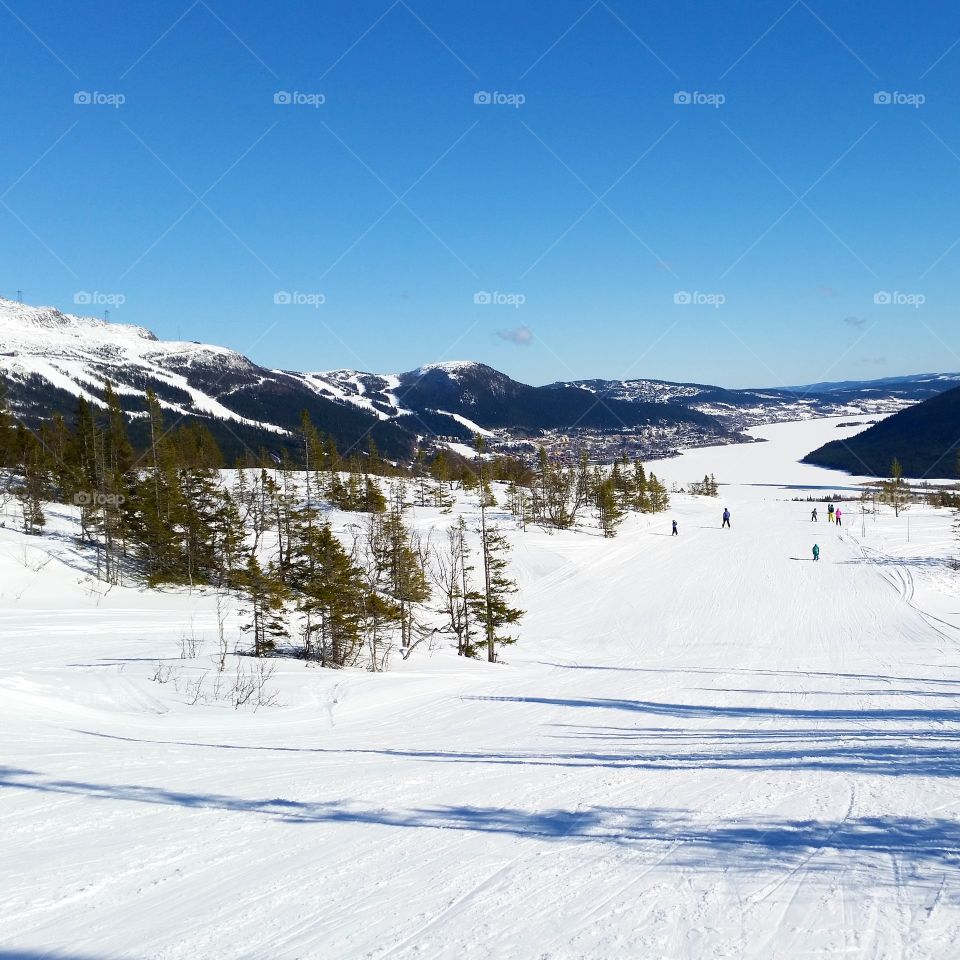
[2,297,959,463]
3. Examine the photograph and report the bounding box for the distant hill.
[4,296,960,466]
[553,372,960,430]
[802,385,960,478]
[786,372,960,403]
[0,301,727,460]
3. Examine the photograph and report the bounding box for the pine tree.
[211,487,245,588]
[379,506,430,651]
[468,523,522,662]
[13,432,49,535]
[505,479,531,530]
[646,473,670,513]
[362,476,387,513]
[632,459,649,511]
[471,435,522,661]
[430,450,452,497]
[413,449,431,506]
[595,472,624,538]
[293,521,366,667]
[240,555,288,657]
[130,392,189,584]
[534,445,575,528]
[880,458,910,517]
[178,466,225,586]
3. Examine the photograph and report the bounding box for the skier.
[671,520,678,536]
[827,503,835,523]
[722,507,731,529]
[813,543,820,562]
[835,507,843,527]
[811,507,818,521]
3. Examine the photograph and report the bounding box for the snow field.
[1,417,959,959]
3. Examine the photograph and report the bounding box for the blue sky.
[2,0,960,387]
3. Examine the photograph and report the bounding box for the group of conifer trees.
[0,383,691,667]
[688,474,720,497]
[0,387,526,667]
[512,448,670,537]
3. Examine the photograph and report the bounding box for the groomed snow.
[2,417,959,958]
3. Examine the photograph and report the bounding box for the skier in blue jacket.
[722,508,731,529]
[813,543,820,562]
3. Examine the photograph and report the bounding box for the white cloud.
[496,325,533,346]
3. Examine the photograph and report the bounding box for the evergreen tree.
[646,473,670,513]
[413,449,430,506]
[468,523,522,662]
[471,435,522,661]
[362,476,387,513]
[240,555,288,656]
[595,472,625,538]
[130,392,188,584]
[293,521,366,667]
[880,458,910,517]
[13,432,49,535]
[379,506,430,651]
[505,479,531,530]
[534,445,575,528]
[632,459,649,512]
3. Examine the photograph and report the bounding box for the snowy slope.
[0,298,426,459]
[0,297,279,429]
[1,418,959,958]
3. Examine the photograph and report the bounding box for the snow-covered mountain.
[551,372,960,430]
[0,298,419,459]
[2,296,958,460]
[0,301,730,456]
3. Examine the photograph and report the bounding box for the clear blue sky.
[2,1,960,387]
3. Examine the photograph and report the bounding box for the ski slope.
[2,419,960,959]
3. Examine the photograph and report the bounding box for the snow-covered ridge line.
[3,295,959,456]
[0,297,282,432]
[412,360,482,377]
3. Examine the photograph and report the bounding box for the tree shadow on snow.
[1,766,958,882]
[67,724,960,779]
[462,694,960,725]
[535,662,960,689]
